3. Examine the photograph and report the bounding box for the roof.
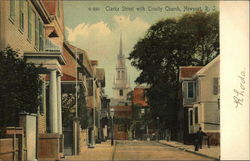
[64,42,93,77]
[133,88,149,107]
[31,0,51,24]
[179,66,203,80]
[40,0,57,15]
[195,55,220,76]
[61,73,77,81]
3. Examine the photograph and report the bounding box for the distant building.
[110,32,132,140]
[112,105,133,140]
[132,85,151,140]
[111,32,131,106]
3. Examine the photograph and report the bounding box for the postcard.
[0,0,248,160]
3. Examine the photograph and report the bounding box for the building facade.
[178,66,203,144]
[192,56,220,145]
[132,85,151,140]
[178,56,220,145]
[0,0,65,160]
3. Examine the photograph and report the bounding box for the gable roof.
[179,66,203,81]
[195,55,220,76]
[63,42,93,77]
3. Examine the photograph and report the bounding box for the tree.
[128,11,219,137]
[62,84,88,129]
[0,47,42,129]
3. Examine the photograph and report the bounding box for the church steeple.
[113,30,131,101]
[118,31,123,58]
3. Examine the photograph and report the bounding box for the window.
[79,54,83,63]
[196,80,199,96]
[117,71,120,79]
[10,0,15,20]
[39,20,44,51]
[19,0,24,31]
[187,82,194,98]
[28,5,31,40]
[122,71,125,79]
[189,110,193,125]
[213,77,219,95]
[119,89,123,96]
[35,16,39,48]
[194,107,198,123]
[87,80,93,96]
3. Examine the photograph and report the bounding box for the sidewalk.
[159,140,220,160]
[65,140,115,160]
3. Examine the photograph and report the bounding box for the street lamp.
[110,108,114,146]
[156,117,159,142]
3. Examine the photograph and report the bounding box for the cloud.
[65,15,150,96]
[65,21,111,42]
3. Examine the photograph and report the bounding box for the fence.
[0,127,26,161]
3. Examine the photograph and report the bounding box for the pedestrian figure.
[194,137,199,151]
[196,127,207,149]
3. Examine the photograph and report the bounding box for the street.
[66,140,213,160]
[113,140,211,160]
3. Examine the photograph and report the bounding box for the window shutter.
[39,20,44,51]
[189,110,193,125]
[19,0,24,30]
[213,77,219,95]
[195,107,198,123]
[10,0,15,20]
[28,5,32,40]
[35,16,39,48]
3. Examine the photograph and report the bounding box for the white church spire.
[112,29,131,101]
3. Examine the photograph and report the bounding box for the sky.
[63,1,219,98]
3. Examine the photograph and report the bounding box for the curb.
[111,141,117,161]
[158,141,220,161]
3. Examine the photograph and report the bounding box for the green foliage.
[128,11,219,132]
[0,47,42,128]
[62,84,88,129]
